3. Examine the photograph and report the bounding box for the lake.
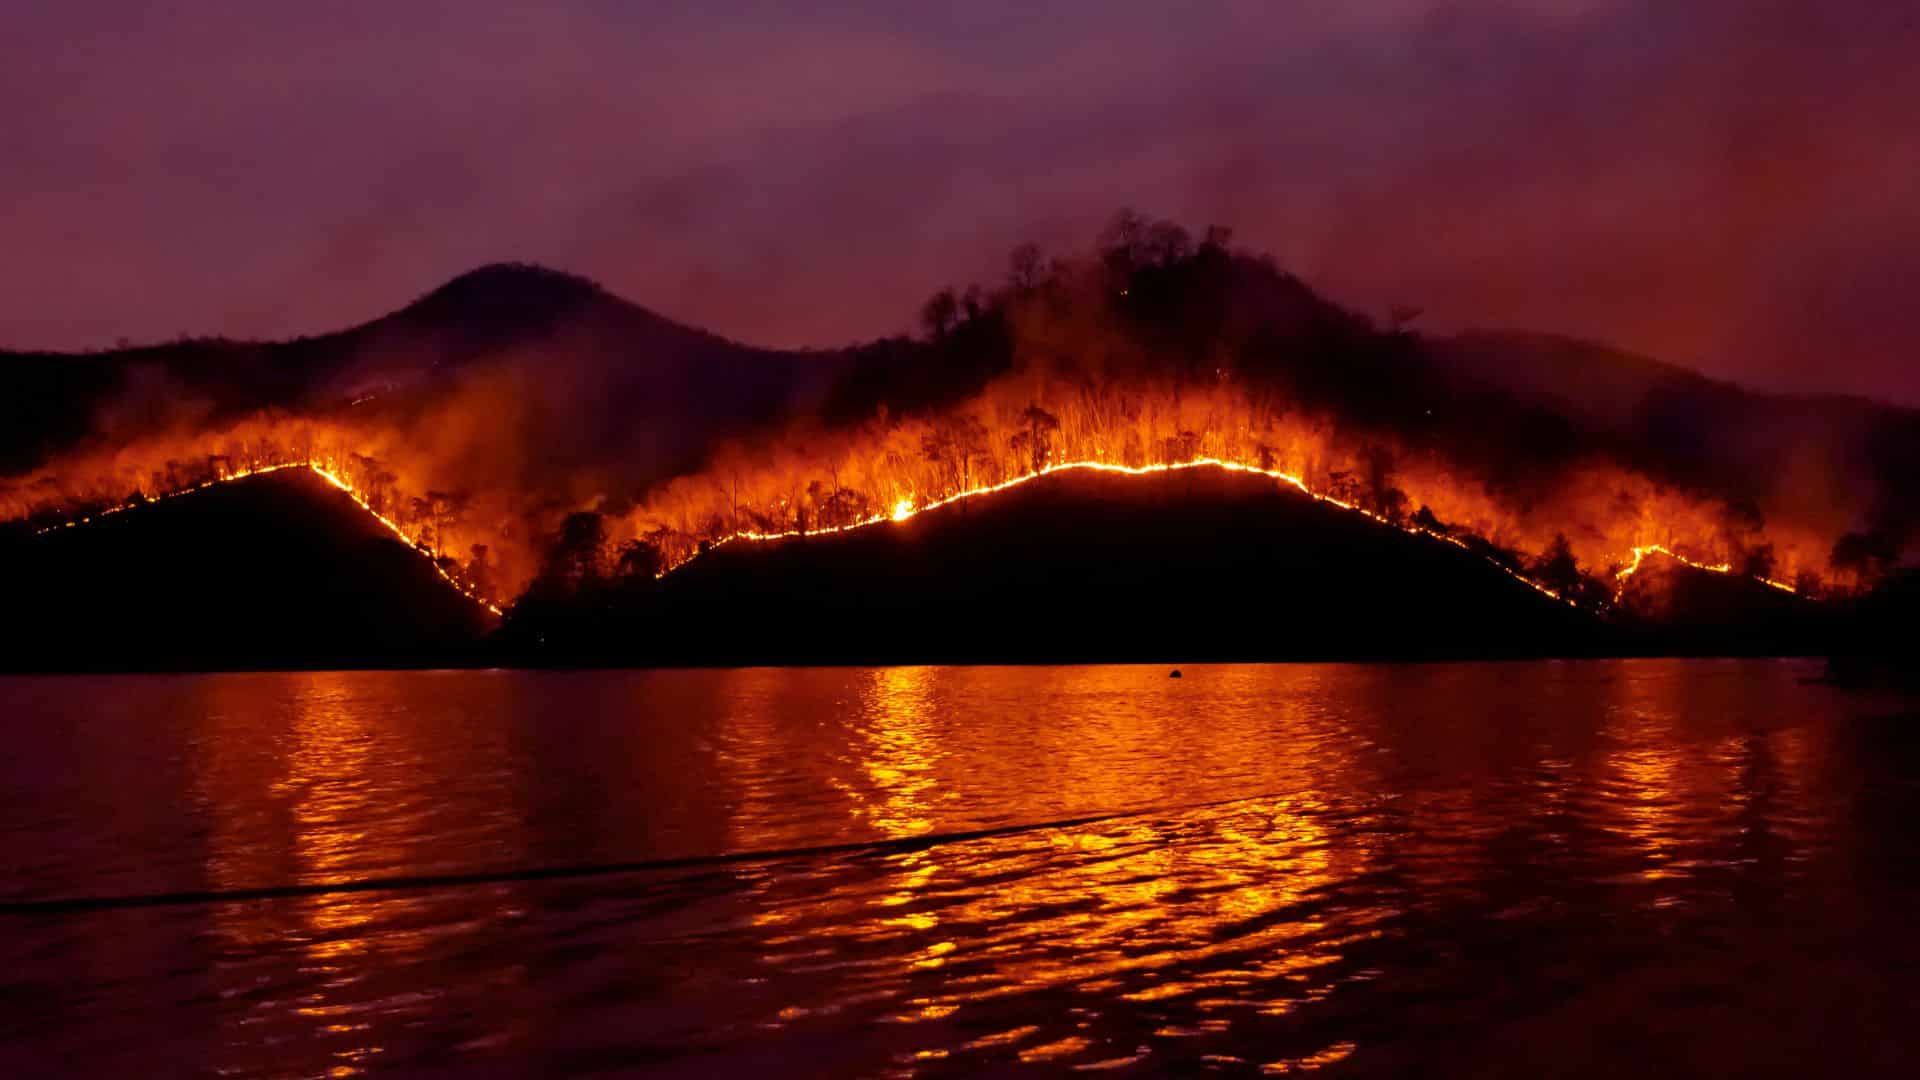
[3,660,1917,1076]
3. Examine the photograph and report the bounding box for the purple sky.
[4,1,1916,402]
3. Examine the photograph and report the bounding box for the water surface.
[3,661,1917,1075]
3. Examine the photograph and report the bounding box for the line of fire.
[2,217,1899,632]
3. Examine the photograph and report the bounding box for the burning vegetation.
[3,423,514,611]
[2,213,1907,629]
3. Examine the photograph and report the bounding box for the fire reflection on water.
[279,675,411,1077]
[5,661,1848,1076]
[727,665,1376,1073]
[1598,662,1745,891]
[655,661,1857,1074]
[737,800,1374,1073]
[188,673,523,1078]
[843,666,947,840]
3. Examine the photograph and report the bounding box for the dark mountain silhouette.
[383,262,618,339]
[11,244,1916,570]
[4,220,1912,671]
[1610,548,1826,655]
[812,230,1919,582]
[0,458,1850,672]
[0,469,492,672]
[0,262,842,480]
[498,466,1606,667]
[1432,330,1920,550]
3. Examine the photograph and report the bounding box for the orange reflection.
[725,664,1373,1071]
[278,673,415,1078]
[1596,662,1763,893]
[841,666,946,839]
[1600,666,1692,887]
[858,796,1365,1069]
[187,673,506,1078]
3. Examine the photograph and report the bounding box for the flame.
[1,408,551,601]
[668,457,1584,606]
[305,464,504,616]
[6,377,1830,617]
[17,440,1807,619]
[1613,544,1798,598]
[602,370,1842,615]
[30,460,502,617]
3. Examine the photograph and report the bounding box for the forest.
[4,213,1908,629]
[507,212,1849,632]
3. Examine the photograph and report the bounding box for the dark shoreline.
[0,645,1841,678]
[10,466,1893,680]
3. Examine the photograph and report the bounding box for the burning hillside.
[4,214,1911,632]
[2,468,493,671]
[500,466,1604,666]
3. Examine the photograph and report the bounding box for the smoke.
[3,2,1917,405]
[1,274,837,599]
[89,364,218,442]
[597,224,1856,600]
[7,215,1910,609]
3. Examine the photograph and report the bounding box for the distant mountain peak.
[397,263,614,333]
[435,261,605,295]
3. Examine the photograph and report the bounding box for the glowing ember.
[7,382,1827,615]
[22,445,1807,619]
[306,464,505,616]
[665,457,1587,608]
[1613,544,1798,598]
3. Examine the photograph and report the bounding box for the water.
[2,661,1917,1076]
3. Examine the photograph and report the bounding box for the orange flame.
[6,381,1831,615]
[28,459,502,616]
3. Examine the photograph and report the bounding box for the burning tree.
[3,210,1858,613]
[1011,405,1060,474]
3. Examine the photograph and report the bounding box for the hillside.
[6,218,1914,657]
[1610,548,1827,655]
[500,466,1605,666]
[1431,330,1920,541]
[0,263,840,481]
[0,469,493,671]
[787,226,1915,596]
[0,460,1855,672]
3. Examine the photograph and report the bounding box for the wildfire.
[3,217,1861,626]
[33,461,313,534]
[304,464,504,616]
[31,461,503,617]
[23,444,1806,621]
[665,457,1588,606]
[8,379,1826,619]
[1612,544,1798,598]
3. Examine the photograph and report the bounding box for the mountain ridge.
[1,467,492,672]
[0,261,843,481]
[8,227,1916,617]
[10,263,1911,470]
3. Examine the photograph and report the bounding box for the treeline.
[11,210,1898,629]
[0,419,511,605]
[501,211,1836,632]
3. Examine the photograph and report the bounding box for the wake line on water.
[2,787,1292,916]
